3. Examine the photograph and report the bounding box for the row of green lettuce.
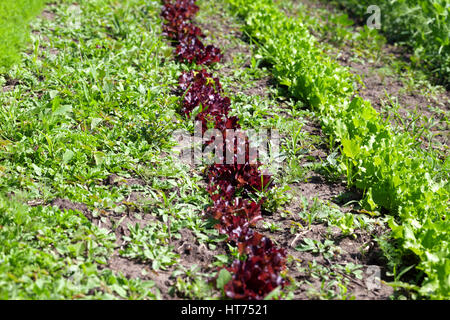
[329,0,449,87]
[226,0,449,299]
[0,0,47,72]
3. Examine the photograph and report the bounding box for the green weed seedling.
[296,238,342,260]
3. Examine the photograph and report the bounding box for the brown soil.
[295,175,347,202]
[40,9,56,21]
[1,78,20,93]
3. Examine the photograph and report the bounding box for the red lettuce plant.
[224,233,288,300]
[161,0,288,300]
[162,0,222,65]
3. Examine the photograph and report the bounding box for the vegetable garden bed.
[0,0,448,300]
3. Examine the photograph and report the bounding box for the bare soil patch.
[40,9,56,21]
[1,77,20,93]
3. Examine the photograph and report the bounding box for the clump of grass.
[0,0,46,72]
